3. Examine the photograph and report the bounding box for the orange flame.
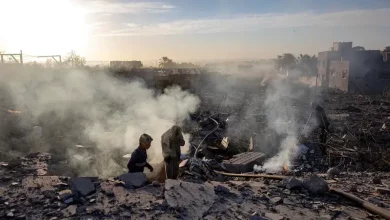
[283,162,289,174]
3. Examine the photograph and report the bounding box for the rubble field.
[1,74,390,219]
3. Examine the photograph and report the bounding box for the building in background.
[110,60,143,69]
[318,42,390,93]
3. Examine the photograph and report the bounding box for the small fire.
[283,162,289,174]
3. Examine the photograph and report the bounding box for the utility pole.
[0,51,23,65]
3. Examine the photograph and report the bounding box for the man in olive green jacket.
[161,125,185,179]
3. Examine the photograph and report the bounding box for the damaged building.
[318,42,390,93]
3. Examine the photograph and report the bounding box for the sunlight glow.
[0,0,88,55]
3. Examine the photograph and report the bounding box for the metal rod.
[330,188,390,220]
[215,171,286,180]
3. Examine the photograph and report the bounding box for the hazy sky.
[1,0,390,62]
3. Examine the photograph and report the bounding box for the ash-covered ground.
[1,66,390,219]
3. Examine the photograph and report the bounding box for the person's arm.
[145,162,153,172]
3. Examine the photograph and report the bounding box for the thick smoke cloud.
[0,66,199,177]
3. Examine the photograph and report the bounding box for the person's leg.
[172,158,180,179]
[165,162,173,179]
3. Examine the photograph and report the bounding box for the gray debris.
[303,174,329,195]
[283,177,302,190]
[152,181,160,187]
[326,167,341,178]
[164,179,216,220]
[118,172,148,189]
[58,190,73,201]
[215,185,230,194]
[7,212,14,217]
[250,215,271,220]
[71,178,96,197]
[270,197,282,204]
[61,205,77,217]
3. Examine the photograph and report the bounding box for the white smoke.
[261,78,306,172]
[0,66,200,177]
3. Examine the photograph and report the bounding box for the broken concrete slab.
[118,172,148,189]
[222,152,266,173]
[303,175,329,195]
[71,177,96,197]
[164,179,216,220]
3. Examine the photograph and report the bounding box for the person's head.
[171,125,182,136]
[139,133,153,150]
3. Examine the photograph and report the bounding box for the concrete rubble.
[1,73,390,219]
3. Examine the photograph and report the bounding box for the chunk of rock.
[303,175,329,195]
[118,173,147,189]
[215,185,230,194]
[270,197,282,204]
[326,167,341,178]
[7,212,14,217]
[71,178,96,197]
[282,177,302,190]
[61,205,77,217]
[250,215,271,220]
[164,179,216,220]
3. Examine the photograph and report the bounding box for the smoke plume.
[0,66,199,177]
[261,78,309,172]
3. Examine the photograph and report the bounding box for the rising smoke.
[261,77,312,172]
[0,66,199,177]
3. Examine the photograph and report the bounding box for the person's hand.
[148,165,154,172]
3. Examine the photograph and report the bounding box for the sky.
[1,0,390,63]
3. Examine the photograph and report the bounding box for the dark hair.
[139,133,153,144]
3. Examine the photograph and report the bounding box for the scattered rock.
[270,197,282,204]
[215,185,230,194]
[58,190,73,201]
[164,179,216,220]
[283,198,295,205]
[250,215,271,220]
[265,213,284,220]
[7,212,14,217]
[282,177,302,190]
[152,181,160,187]
[118,173,148,189]
[327,167,341,178]
[302,175,329,195]
[71,177,96,197]
[102,188,115,197]
[61,204,77,217]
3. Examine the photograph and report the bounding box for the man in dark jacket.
[161,125,185,179]
[311,101,330,144]
[127,134,154,173]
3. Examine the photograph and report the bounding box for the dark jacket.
[127,147,150,173]
[314,105,330,130]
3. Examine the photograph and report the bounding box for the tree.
[296,54,318,76]
[275,53,297,74]
[159,56,175,68]
[63,50,86,68]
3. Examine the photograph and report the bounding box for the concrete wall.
[317,51,341,87]
[329,61,349,92]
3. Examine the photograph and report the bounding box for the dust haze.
[0,66,199,178]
